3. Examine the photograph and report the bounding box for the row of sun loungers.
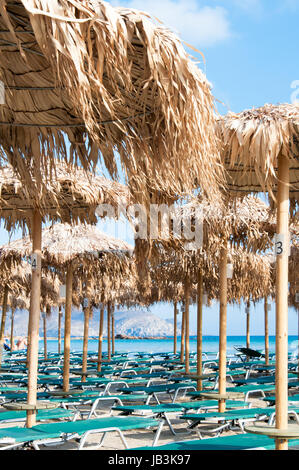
[0,348,298,450]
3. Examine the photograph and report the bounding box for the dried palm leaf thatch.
[2,258,29,282]
[217,104,299,206]
[0,161,130,231]
[0,0,223,205]
[135,195,275,293]
[289,290,299,313]
[74,272,141,309]
[205,250,273,305]
[8,292,29,310]
[0,257,61,309]
[289,223,299,312]
[148,243,273,307]
[146,281,185,306]
[0,223,134,284]
[267,223,298,288]
[176,195,275,252]
[0,260,31,302]
[24,272,61,311]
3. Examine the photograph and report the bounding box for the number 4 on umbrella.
[274,233,290,257]
[31,253,41,271]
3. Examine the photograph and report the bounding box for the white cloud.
[108,0,232,47]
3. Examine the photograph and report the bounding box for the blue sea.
[40,335,299,357]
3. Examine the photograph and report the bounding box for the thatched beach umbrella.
[183,196,274,402]
[0,162,129,426]
[144,277,184,356]
[148,195,274,401]
[218,103,299,449]
[65,229,134,372]
[288,225,299,368]
[25,272,61,361]
[88,274,140,369]
[0,261,28,362]
[2,222,133,389]
[150,241,273,381]
[8,293,29,351]
[0,0,223,206]
[6,264,61,361]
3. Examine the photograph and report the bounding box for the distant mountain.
[114,311,174,337]
[4,309,182,338]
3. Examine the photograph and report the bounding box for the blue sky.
[108,0,299,335]
[109,0,299,114]
[1,0,298,336]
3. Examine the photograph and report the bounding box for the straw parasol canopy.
[204,250,273,306]
[148,244,273,306]
[289,224,299,312]
[1,259,30,293]
[218,103,299,212]
[8,292,29,311]
[24,271,61,311]
[173,194,275,252]
[79,273,139,309]
[218,103,299,449]
[0,161,130,231]
[141,195,276,391]
[0,160,129,426]
[0,222,133,272]
[0,221,134,387]
[137,195,275,285]
[0,0,223,204]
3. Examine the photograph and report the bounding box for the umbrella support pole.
[43,313,47,360]
[58,305,62,355]
[63,262,73,392]
[26,210,42,428]
[107,301,111,361]
[246,302,250,349]
[97,304,105,372]
[10,307,15,352]
[0,284,9,365]
[174,302,177,355]
[112,304,115,356]
[184,278,190,374]
[180,303,186,363]
[264,297,269,366]
[197,270,203,391]
[82,277,92,382]
[218,243,228,413]
[275,154,289,450]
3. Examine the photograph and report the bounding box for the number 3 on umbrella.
[274,234,290,257]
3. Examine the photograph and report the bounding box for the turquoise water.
[41,335,299,356]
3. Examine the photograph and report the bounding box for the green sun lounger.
[112,400,250,417]
[263,395,299,405]
[111,400,250,436]
[0,392,51,402]
[0,416,163,450]
[180,406,299,437]
[45,394,150,418]
[233,373,298,386]
[225,384,276,400]
[0,408,76,423]
[116,383,197,404]
[130,433,299,450]
[188,385,272,401]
